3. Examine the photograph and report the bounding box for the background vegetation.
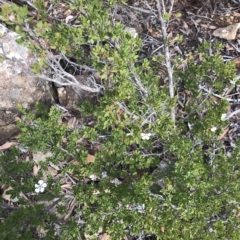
[0,0,240,239]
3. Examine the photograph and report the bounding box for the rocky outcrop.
[0,24,52,144]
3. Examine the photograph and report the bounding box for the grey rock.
[0,24,52,144]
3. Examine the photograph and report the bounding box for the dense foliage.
[0,0,240,239]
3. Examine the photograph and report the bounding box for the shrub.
[0,0,240,239]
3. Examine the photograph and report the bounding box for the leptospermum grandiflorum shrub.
[1,0,240,239]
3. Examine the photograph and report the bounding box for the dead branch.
[156,0,175,126]
[199,85,234,103]
[130,69,149,100]
[223,109,240,121]
[128,5,154,14]
[115,101,157,127]
[38,52,103,93]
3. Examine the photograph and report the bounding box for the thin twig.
[60,53,97,72]
[169,0,175,15]
[38,52,102,93]
[128,6,154,14]
[114,101,157,126]
[223,109,240,121]
[161,0,166,14]
[131,70,149,100]
[199,85,235,102]
[65,172,76,185]
[156,0,175,125]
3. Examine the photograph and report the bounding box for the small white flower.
[101,171,107,178]
[92,189,100,195]
[210,126,217,132]
[141,133,152,140]
[89,174,99,181]
[110,178,122,186]
[187,122,193,130]
[221,114,227,121]
[126,133,133,136]
[124,27,138,38]
[230,77,238,85]
[126,204,132,210]
[35,180,47,193]
[11,196,19,202]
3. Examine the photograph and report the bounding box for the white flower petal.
[35,188,40,193]
[211,126,217,132]
[12,197,19,202]
[40,187,45,193]
[141,133,151,140]
[124,27,138,38]
[110,178,122,185]
[102,172,107,178]
[38,180,44,185]
[35,184,39,188]
[89,174,98,181]
[42,183,47,188]
[141,133,152,140]
[92,190,100,195]
[221,114,227,121]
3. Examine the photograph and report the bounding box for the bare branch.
[223,109,240,121]
[38,52,103,93]
[161,0,166,14]
[169,0,175,15]
[128,6,154,14]
[130,70,149,100]
[60,53,97,73]
[114,101,158,127]
[156,0,175,126]
[115,101,139,121]
[199,85,234,103]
